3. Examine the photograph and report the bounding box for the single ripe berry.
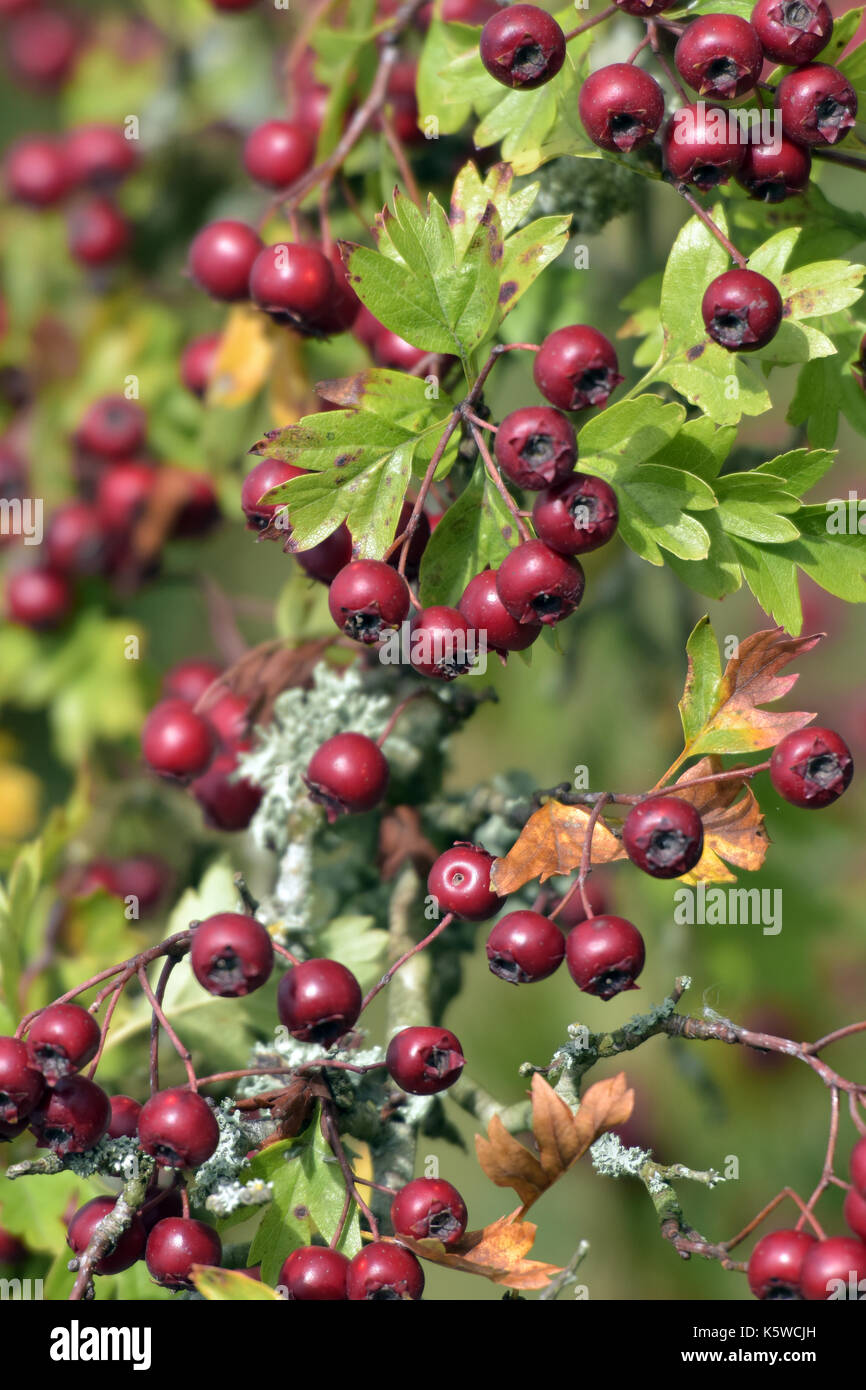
[180,334,221,398]
[45,502,105,575]
[312,243,362,336]
[7,8,78,88]
[188,219,263,302]
[533,326,623,412]
[553,876,608,929]
[67,1197,146,1275]
[67,197,130,267]
[578,63,665,153]
[427,843,503,921]
[346,1240,425,1300]
[675,15,763,100]
[199,688,250,747]
[486,910,565,984]
[701,269,783,353]
[65,124,137,189]
[95,459,156,534]
[737,136,811,203]
[843,1187,866,1242]
[851,1136,866,1197]
[305,732,389,819]
[494,406,576,490]
[145,1218,222,1290]
[296,524,353,583]
[623,795,704,878]
[328,559,410,643]
[141,699,216,781]
[532,473,618,556]
[458,569,541,654]
[243,120,314,189]
[241,457,306,531]
[747,1229,816,1299]
[385,1026,465,1095]
[566,915,646,1000]
[662,104,746,190]
[276,959,363,1046]
[391,1177,468,1247]
[26,1004,101,1083]
[190,913,274,997]
[163,658,222,705]
[770,726,853,808]
[409,605,475,679]
[0,1036,44,1124]
[138,1088,220,1169]
[799,1235,866,1300]
[30,1074,111,1154]
[752,0,832,66]
[479,4,565,89]
[279,1246,349,1300]
[248,242,335,328]
[777,64,858,146]
[4,136,68,206]
[192,751,262,831]
[496,540,584,627]
[5,568,73,630]
[76,396,146,460]
[107,1095,142,1139]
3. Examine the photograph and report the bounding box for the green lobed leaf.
[418,464,519,606]
[679,617,722,747]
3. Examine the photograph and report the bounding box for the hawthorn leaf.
[490,800,626,896]
[397,1215,564,1290]
[670,757,770,884]
[193,1268,283,1301]
[418,464,518,606]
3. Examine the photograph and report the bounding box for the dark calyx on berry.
[623,795,704,878]
[770,726,853,808]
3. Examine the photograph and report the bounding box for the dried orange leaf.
[530,1073,585,1180]
[490,800,625,896]
[475,1114,548,1208]
[396,1213,563,1290]
[569,1072,635,1153]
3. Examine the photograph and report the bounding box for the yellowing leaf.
[475,1115,548,1209]
[191,1266,282,1301]
[206,307,274,409]
[491,800,625,896]
[397,1213,563,1291]
[673,756,770,885]
[269,330,314,427]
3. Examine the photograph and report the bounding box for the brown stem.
[380,111,423,207]
[471,423,532,542]
[674,185,749,269]
[361,912,454,1012]
[564,5,616,41]
[138,964,197,1091]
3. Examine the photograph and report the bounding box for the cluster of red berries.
[3,121,137,268]
[478,1,857,356]
[3,395,221,632]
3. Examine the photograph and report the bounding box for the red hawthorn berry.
[67,197,130,267]
[327,559,411,643]
[751,0,833,66]
[479,5,566,90]
[141,698,216,781]
[305,732,390,818]
[799,1236,866,1300]
[241,457,307,532]
[29,1074,111,1154]
[180,334,222,398]
[346,1240,425,1300]
[701,269,783,352]
[851,1135,866,1197]
[495,540,584,626]
[391,1177,468,1246]
[409,605,475,679]
[385,1026,465,1095]
[493,406,577,490]
[458,569,542,654]
[279,1245,349,1300]
[67,1197,147,1275]
[622,795,704,878]
[565,914,646,1000]
[5,568,73,630]
[276,958,363,1046]
[188,219,263,302]
[533,325,623,412]
[145,1217,222,1289]
[578,63,666,153]
[747,1228,817,1299]
[26,1004,101,1083]
[138,1088,220,1169]
[192,749,262,831]
[107,1095,142,1139]
[776,64,857,147]
[486,910,565,983]
[248,241,335,329]
[843,1187,866,1243]
[674,15,764,100]
[295,524,354,583]
[65,124,138,189]
[736,136,811,203]
[662,104,746,190]
[0,1036,44,1125]
[532,473,619,556]
[426,842,504,921]
[190,912,274,997]
[769,726,854,808]
[243,120,314,189]
[4,136,69,206]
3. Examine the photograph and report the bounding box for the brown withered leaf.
[490,800,625,896]
[194,637,333,726]
[377,805,438,882]
[673,756,770,885]
[395,1213,563,1291]
[476,1073,634,1212]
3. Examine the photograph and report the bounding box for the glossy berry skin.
[145,1218,222,1290]
[188,219,263,301]
[163,658,222,705]
[4,137,68,206]
[496,540,584,627]
[0,1037,44,1124]
[328,559,410,643]
[192,750,262,831]
[751,0,832,66]
[30,1075,111,1154]
[77,396,147,459]
[486,910,565,984]
[675,15,763,100]
[347,1240,425,1300]
[202,691,250,748]
[843,1187,866,1242]
[769,726,853,808]
[409,605,475,679]
[26,1004,101,1084]
[138,1088,220,1169]
[276,959,363,1046]
[296,525,353,583]
[190,913,274,997]
[305,732,389,818]
[799,1236,866,1300]
[579,63,665,153]
[142,699,215,781]
[662,105,746,190]
[372,328,447,374]
[777,64,858,146]
[5,568,72,630]
[248,242,334,327]
[385,1026,465,1096]
[566,915,646,1000]
[67,1198,146,1276]
[65,124,137,189]
[851,1136,866,1197]
[554,876,608,929]
[747,1229,816,1299]
[479,5,565,90]
[391,1178,468,1247]
[458,569,541,654]
[107,1095,142,1139]
[313,244,362,336]
[532,473,619,556]
[279,1246,349,1300]
[243,120,314,189]
[494,406,576,491]
[701,269,783,352]
[180,334,221,398]
[241,457,306,531]
[623,795,704,878]
[533,326,623,412]
[45,502,105,575]
[427,843,503,922]
[737,136,811,203]
[67,197,130,267]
